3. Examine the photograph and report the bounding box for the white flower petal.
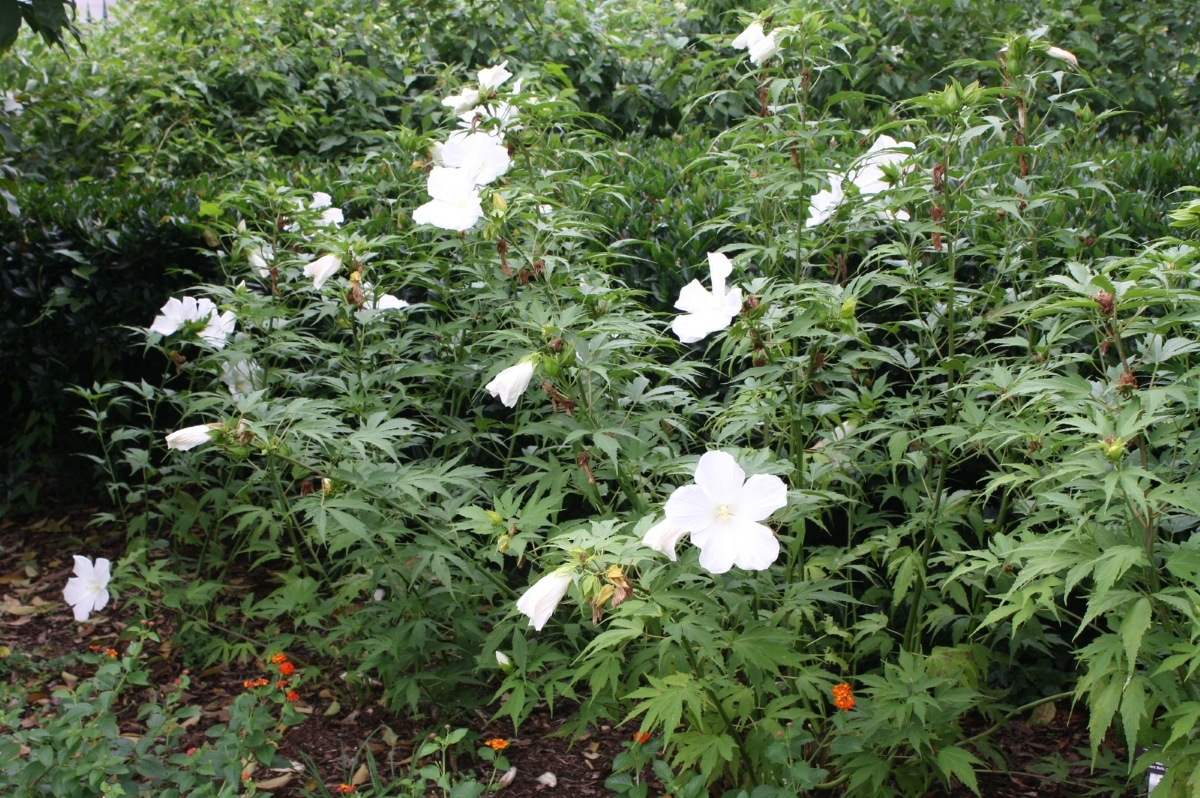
[729,520,780,571]
[485,361,535,407]
[748,33,777,66]
[737,473,788,522]
[310,192,332,209]
[673,280,713,314]
[663,484,716,533]
[707,252,733,298]
[693,524,739,574]
[374,294,410,311]
[516,572,570,631]
[693,451,745,506]
[303,254,342,289]
[732,22,765,50]
[165,423,218,451]
[478,61,513,91]
[642,519,690,561]
[671,310,734,343]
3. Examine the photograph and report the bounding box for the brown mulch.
[1,496,1141,798]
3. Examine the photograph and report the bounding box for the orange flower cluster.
[632,731,650,745]
[335,785,356,794]
[278,661,295,676]
[243,678,269,689]
[285,690,300,702]
[270,653,289,665]
[484,738,510,751]
[831,683,855,711]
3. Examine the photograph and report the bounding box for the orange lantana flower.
[484,738,510,751]
[831,682,855,711]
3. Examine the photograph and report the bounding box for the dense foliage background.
[2,0,1200,796]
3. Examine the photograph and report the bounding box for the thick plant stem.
[680,634,760,787]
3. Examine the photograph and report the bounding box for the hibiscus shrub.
[20,2,1200,797]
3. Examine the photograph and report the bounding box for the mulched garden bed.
[1,494,1142,797]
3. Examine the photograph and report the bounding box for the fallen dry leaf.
[255,773,293,791]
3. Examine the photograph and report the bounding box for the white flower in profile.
[221,360,260,398]
[438,130,511,186]
[485,360,535,407]
[671,252,743,343]
[806,174,845,228]
[371,294,410,311]
[199,310,236,349]
[663,451,788,574]
[848,135,915,197]
[641,518,689,562]
[1045,45,1078,68]
[310,192,333,210]
[62,555,111,622]
[248,244,274,277]
[458,102,519,131]
[732,22,765,50]
[318,207,344,227]
[165,423,220,451]
[303,254,342,289]
[478,61,513,91]
[749,32,778,66]
[412,166,484,231]
[149,296,217,336]
[442,86,481,115]
[516,571,571,631]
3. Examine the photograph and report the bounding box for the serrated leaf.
[1119,597,1153,672]
[935,745,982,796]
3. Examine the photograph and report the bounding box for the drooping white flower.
[319,207,344,227]
[303,254,342,289]
[413,166,484,231]
[732,22,765,50]
[62,555,111,622]
[641,518,689,562]
[847,135,915,197]
[671,252,743,343]
[536,773,557,788]
[478,61,513,91]
[199,310,236,349]
[149,296,218,336]
[1045,45,1078,68]
[498,768,517,787]
[516,571,571,631]
[485,360,535,408]
[165,423,220,451]
[221,360,261,398]
[310,192,333,210]
[438,130,511,186]
[442,87,481,116]
[749,32,778,66]
[806,174,845,228]
[663,451,788,574]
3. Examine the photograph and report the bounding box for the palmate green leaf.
[1120,675,1148,758]
[669,731,737,782]
[1119,597,1153,673]
[624,672,705,747]
[727,625,803,675]
[1088,677,1123,760]
[935,745,983,796]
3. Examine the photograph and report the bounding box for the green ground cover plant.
[2,0,1200,796]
